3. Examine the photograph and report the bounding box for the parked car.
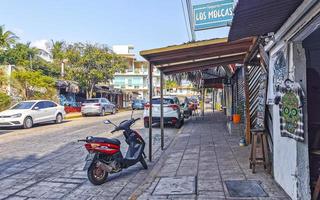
[0,100,65,129]
[143,96,184,129]
[131,99,146,110]
[81,98,116,116]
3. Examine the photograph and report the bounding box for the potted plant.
[233,104,242,124]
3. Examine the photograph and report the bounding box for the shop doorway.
[303,27,320,196]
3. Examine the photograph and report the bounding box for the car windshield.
[84,99,99,103]
[11,102,35,109]
[151,98,174,104]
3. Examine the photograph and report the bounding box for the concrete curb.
[64,108,132,120]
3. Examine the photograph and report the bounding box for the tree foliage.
[165,80,178,90]
[0,26,128,102]
[0,92,10,111]
[65,43,127,98]
[12,70,56,100]
[0,68,7,88]
[0,25,18,50]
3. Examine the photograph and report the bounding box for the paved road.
[0,110,180,200]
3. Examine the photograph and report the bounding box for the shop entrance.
[303,27,320,197]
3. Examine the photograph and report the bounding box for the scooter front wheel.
[140,157,148,169]
[87,161,108,185]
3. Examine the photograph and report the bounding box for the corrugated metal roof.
[228,0,303,41]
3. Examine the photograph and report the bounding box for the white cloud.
[30,39,51,51]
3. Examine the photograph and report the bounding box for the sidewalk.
[131,112,290,200]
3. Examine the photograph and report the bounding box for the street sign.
[193,0,234,31]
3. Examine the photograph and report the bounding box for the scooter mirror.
[104,120,111,124]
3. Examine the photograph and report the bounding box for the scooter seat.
[89,137,121,146]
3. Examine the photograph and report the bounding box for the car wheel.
[112,108,116,114]
[82,114,87,117]
[144,121,149,128]
[100,108,105,116]
[23,117,33,129]
[55,113,63,124]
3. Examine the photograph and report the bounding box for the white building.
[30,40,53,62]
[111,45,160,103]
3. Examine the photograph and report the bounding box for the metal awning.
[228,0,303,41]
[140,37,255,75]
[140,37,255,162]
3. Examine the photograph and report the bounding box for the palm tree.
[51,40,65,61]
[0,25,18,49]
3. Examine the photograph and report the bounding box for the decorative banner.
[254,73,268,130]
[276,81,305,142]
[273,51,288,96]
[193,0,234,31]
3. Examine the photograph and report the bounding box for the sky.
[1,0,229,60]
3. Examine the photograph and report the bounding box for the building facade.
[229,1,320,199]
[112,45,160,107]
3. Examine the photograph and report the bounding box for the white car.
[143,96,184,129]
[0,100,66,129]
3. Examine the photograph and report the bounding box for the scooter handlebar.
[134,118,141,122]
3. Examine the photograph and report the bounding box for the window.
[34,101,47,109]
[44,101,57,108]
[128,78,132,87]
[151,98,174,105]
[84,99,99,103]
[113,77,125,86]
[11,102,35,109]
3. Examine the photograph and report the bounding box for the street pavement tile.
[152,176,196,196]
[198,179,224,191]
[168,194,196,200]
[198,190,226,198]
[4,196,28,200]
[198,196,226,200]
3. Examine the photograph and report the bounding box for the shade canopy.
[228,0,303,41]
[140,37,255,75]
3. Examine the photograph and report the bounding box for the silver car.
[81,98,116,116]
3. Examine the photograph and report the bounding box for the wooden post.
[212,89,215,112]
[148,63,153,161]
[243,65,251,144]
[160,71,164,150]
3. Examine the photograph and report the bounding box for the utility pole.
[186,0,196,41]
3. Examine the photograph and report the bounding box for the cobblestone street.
[0,110,179,200]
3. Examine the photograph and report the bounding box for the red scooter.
[79,115,147,185]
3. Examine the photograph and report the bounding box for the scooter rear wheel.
[140,157,148,169]
[87,162,108,185]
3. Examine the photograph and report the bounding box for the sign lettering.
[193,0,234,31]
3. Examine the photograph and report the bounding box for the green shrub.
[0,92,11,111]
